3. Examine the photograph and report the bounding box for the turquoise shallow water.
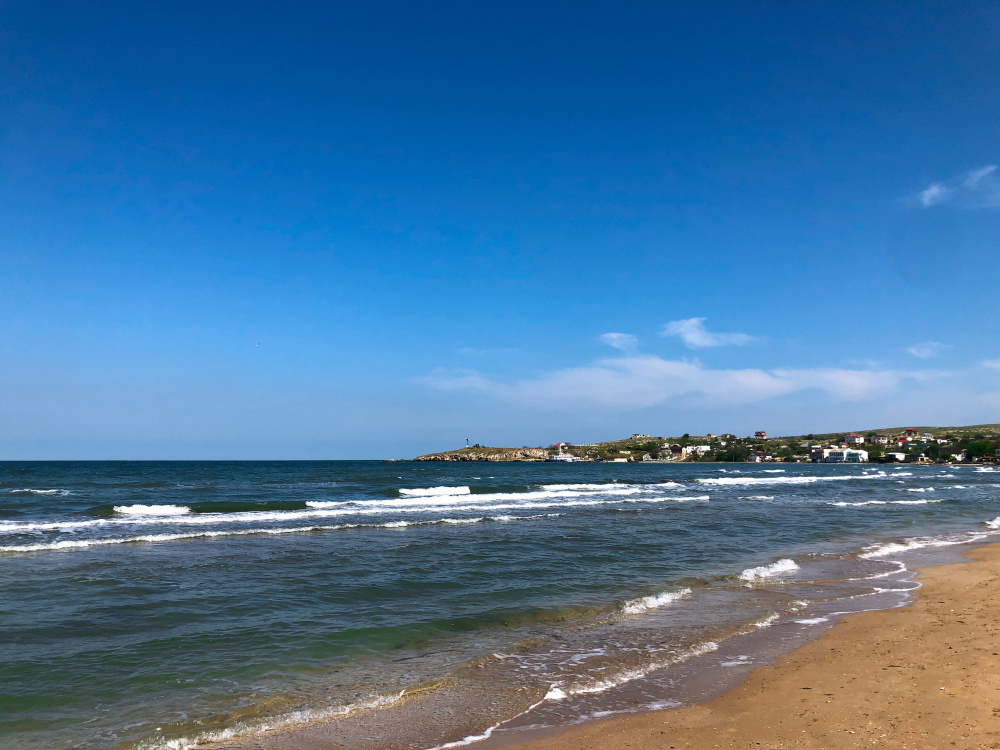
[1,461,998,749]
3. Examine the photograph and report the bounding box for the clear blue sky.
[2,1,999,458]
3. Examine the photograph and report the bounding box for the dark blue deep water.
[1,461,998,749]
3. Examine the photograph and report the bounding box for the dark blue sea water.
[2,461,999,749]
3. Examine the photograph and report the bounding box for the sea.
[2,460,999,750]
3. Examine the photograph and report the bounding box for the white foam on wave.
[113,504,191,516]
[829,499,943,507]
[0,487,673,535]
[159,690,407,750]
[542,483,625,491]
[7,488,71,496]
[698,473,888,487]
[622,494,709,503]
[398,486,471,497]
[906,487,934,493]
[859,526,998,558]
[622,587,691,615]
[739,495,775,500]
[762,469,785,473]
[976,467,996,472]
[312,484,658,511]
[543,641,720,702]
[739,558,799,581]
[0,515,559,554]
[795,617,829,625]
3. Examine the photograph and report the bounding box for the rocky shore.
[413,447,547,462]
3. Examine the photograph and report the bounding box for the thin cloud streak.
[598,332,638,352]
[660,318,755,348]
[424,355,941,411]
[906,341,951,358]
[910,165,1000,209]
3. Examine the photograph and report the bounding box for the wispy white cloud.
[906,341,952,359]
[909,165,1000,209]
[424,355,938,411]
[983,359,1000,372]
[598,332,638,352]
[660,318,754,348]
[919,183,948,207]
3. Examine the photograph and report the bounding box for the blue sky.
[2,1,999,458]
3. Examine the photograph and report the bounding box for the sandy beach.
[498,543,1000,750]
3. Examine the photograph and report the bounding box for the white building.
[812,447,868,463]
[631,434,650,440]
[870,435,889,445]
[844,433,865,445]
[821,449,868,463]
[682,445,712,458]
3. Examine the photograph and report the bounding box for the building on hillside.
[754,431,767,439]
[706,433,716,438]
[845,433,865,445]
[904,427,918,437]
[682,445,711,458]
[920,432,934,440]
[747,452,764,462]
[870,435,889,445]
[720,433,737,440]
[631,434,650,440]
[811,446,869,463]
[818,448,869,463]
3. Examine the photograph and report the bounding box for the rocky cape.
[413,447,548,462]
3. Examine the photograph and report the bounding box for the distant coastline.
[414,423,1000,464]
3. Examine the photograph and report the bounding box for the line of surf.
[0,514,561,553]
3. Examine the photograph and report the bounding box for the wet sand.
[498,543,1000,750]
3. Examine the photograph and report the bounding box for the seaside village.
[547,427,1000,464]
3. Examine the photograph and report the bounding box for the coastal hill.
[412,424,1000,462]
[413,446,548,462]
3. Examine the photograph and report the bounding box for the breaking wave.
[398,486,471,497]
[739,558,799,581]
[697,472,888,487]
[7,488,71,496]
[114,504,192,516]
[0,515,560,554]
[622,587,691,615]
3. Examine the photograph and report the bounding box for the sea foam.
[114,504,191,516]
[398,486,471,497]
[622,587,691,615]
[739,558,799,581]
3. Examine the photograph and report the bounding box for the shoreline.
[481,541,1000,750]
[203,539,992,750]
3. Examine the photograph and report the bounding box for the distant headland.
[413,424,1000,464]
